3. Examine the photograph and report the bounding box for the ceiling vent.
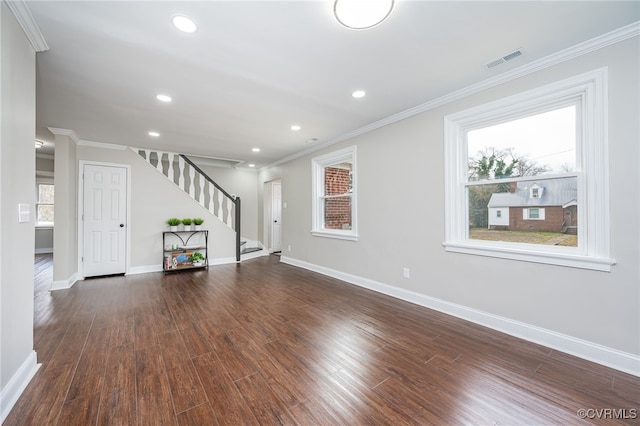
[484,48,524,69]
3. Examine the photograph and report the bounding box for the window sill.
[443,241,615,272]
[311,230,358,241]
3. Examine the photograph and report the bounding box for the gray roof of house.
[487,177,577,208]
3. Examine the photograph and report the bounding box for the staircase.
[131,148,266,262]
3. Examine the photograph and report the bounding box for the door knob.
[120,224,125,228]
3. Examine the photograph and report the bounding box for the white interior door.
[83,164,127,277]
[272,181,282,252]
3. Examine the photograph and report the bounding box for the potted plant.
[191,251,206,266]
[167,218,180,232]
[182,218,192,231]
[193,218,204,231]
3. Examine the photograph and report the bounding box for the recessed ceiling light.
[156,94,172,102]
[172,15,197,33]
[248,164,256,168]
[148,131,160,137]
[352,90,366,98]
[252,148,261,152]
[291,125,301,131]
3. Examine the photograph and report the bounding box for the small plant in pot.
[191,252,206,266]
[193,218,204,231]
[182,218,192,231]
[167,218,180,232]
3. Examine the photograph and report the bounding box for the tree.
[467,147,549,228]
[468,147,549,181]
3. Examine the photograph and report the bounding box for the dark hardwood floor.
[5,253,639,425]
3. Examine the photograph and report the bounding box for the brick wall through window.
[324,166,351,230]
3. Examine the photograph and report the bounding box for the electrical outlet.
[403,267,410,279]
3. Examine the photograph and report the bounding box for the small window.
[532,188,539,198]
[496,210,502,218]
[312,146,357,240]
[36,183,54,226]
[525,208,545,220]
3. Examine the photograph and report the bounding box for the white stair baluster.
[217,190,223,220]
[226,199,233,227]
[167,153,175,184]
[188,165,196,197]
[178,156,185,191]
[155,151,164,174]
[198,173,205,206]
[208,182,215,214]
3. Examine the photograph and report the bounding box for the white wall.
[0,1,39,420]
[259,37,640,371]
[34,228,53,253]
[488,207,509,227]
[197,164,259,241]
[52,131,77,285]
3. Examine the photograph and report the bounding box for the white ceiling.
[28,1,639,168]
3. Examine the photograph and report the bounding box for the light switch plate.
[18,204,30,223]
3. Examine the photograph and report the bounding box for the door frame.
[77,161,131,279]
[262,178,282,253]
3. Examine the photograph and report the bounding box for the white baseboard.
[0,351,40,423]
[127,264,162,275]
[280,256,640,377]
[50,272,79,291]
[241,249,269,261]
[34,248,53,254]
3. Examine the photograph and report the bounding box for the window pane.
[468,106,576,181]
[468,176,577,247]
[38,184,55,203]
[37,204,54,225]
[323,196,352,230]
[325,163,352,196]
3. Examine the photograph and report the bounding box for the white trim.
[36,153,54,160]
[126,264,162,275]
[34,248,53,254]
[48,127,79,144]
[77,139,128,151]
[5,1,49,52]
[260,22,640,172]
[0,351,40,424]
[444,68,613,271]
[35,171,54,178]
[279,256,640,377]
[50,273,79,291]
[311,146,358,241]
[77,161,131,279]
[442,242,614,272]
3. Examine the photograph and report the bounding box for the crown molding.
[5,0,48,52]
[261,20,640,171]
[77,139,128,151]
[47,127,79,144]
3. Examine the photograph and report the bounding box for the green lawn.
[469,228,578,246]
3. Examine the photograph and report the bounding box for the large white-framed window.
[36,181,55,227]
[444,68,614,271]
[311,146,357,241]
